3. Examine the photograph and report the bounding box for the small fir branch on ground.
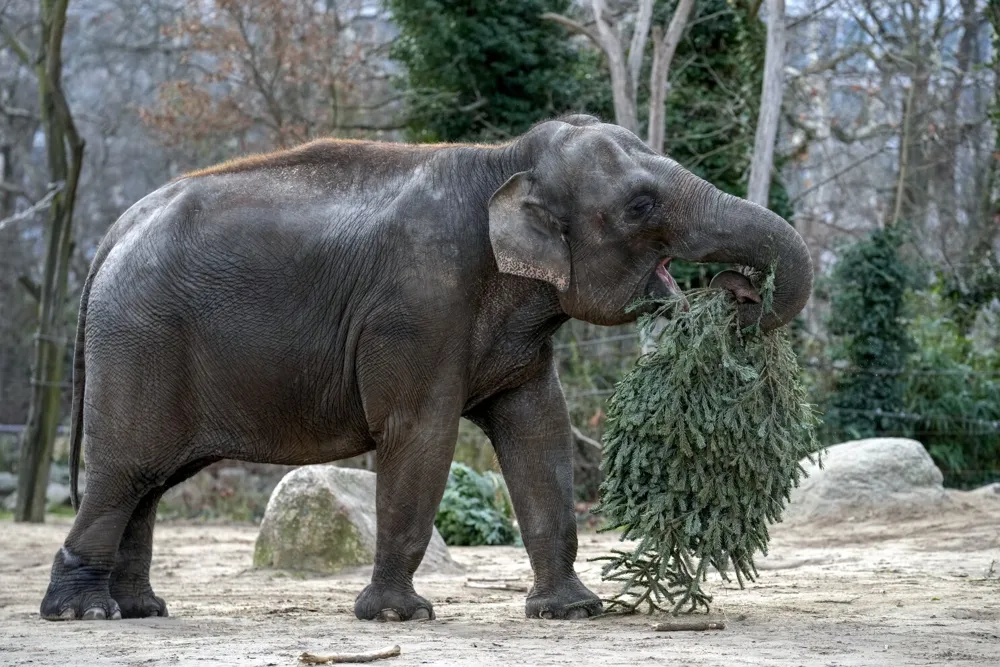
[593,271,822,615]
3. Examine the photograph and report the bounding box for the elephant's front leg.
[469,364,603,620]
[354,402,460,622]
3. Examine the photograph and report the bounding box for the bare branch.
[789,146,889,205]
[18,275,39,302]
[0,19,32,66]
[786,42,870,79]
[0,102,34,120]
[540,12,603,49]
[0,182,64,233]
[0,180,26,197]
[571,426,602,451]
[787,0,841,31]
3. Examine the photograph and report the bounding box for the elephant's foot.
[354,581,434,621]
[525,575,603,620]
[40,547,122,621]
[110,583,168,619]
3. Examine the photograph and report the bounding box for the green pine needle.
[593,270,822,615]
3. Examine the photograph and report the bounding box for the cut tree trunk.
[15,0,85,523]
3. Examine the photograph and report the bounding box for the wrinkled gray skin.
[41,115,812,623]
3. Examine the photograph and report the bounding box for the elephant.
[40,114,812,623]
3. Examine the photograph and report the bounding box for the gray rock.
[0,471,17,496]
[972,482,1000,497]
[1,482,74,512]
[46,482,72,508]
[49,463,70,485]
[253,465,459,575]
[784,438,947,523]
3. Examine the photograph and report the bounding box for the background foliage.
[902,286,1000,488]
[822,225,913,440]
[434,462,518,546]
[386,0,605,142]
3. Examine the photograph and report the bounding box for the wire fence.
[1,328,996,485]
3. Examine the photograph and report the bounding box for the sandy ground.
[1,493,998,667]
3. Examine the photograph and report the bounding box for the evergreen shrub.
[435,462,517,546]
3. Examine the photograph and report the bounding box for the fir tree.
[386,0,603,143]
[824,226,913,440]
[595,275,821,614]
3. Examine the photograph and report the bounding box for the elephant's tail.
[69,242,113,512]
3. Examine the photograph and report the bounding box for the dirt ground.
[1,492,998,667]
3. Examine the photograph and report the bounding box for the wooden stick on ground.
[650,620,726,632]
[299,645,401,664]
[465,582,529,592]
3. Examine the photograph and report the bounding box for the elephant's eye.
[626,195,655,219]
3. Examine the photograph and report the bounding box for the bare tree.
[647,0,697,154]
[140,0,400,156]
[543,0,696,150]
[747,0,786,206]
[783,0,994,268]
[2,0,85,523]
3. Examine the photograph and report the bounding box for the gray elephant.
[40,114,811,622]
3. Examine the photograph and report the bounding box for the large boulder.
[1,481,73,512]
[784,438,947,523]
[972,482,1000,497]
[0,471,17,497]
[253,465,459,575]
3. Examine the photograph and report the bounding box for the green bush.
[435,462,517,546]
[903,285,1000,488]
[824,226,914,441]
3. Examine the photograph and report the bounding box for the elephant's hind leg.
[40,463,151,620]
[109,488,168,618]
[110,458,219,619]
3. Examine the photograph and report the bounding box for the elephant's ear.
[488,171,571,292]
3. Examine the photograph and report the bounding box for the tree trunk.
[647,0,697,154]
[747,0,786,207]
[15,0,85,523]
[590,0,638,133]
[964,0,1000,273]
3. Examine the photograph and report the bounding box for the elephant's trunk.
[670,172,813,332]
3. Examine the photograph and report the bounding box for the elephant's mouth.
[654,258,682,296]
[643,257,683,299]
[633,257,689,319]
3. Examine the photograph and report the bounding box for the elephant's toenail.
[540,610,553,620]
[378,609,401,622]
[59,608,76,620]
[82,608,106,620]
[411,608,431,621]
[111,609,122,620]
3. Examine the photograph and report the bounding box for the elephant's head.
[488,115,812,331]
